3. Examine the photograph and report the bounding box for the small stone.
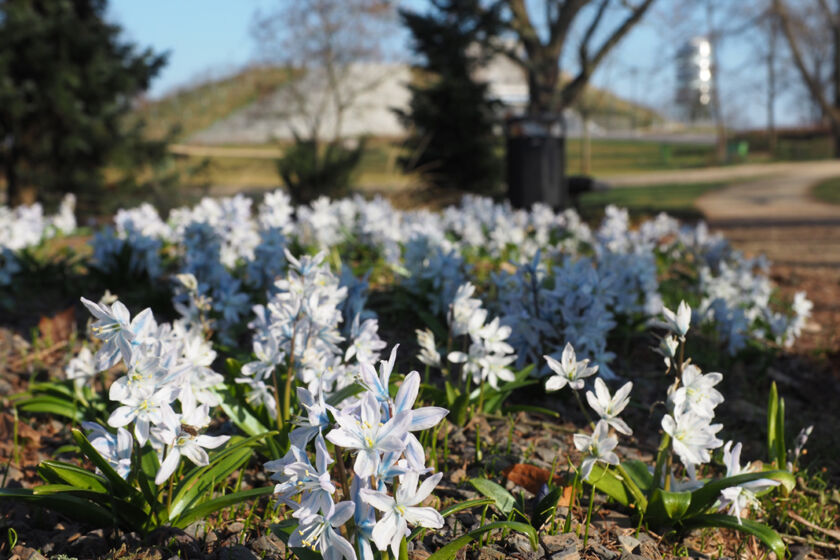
[227,521,245,534]
[449,467,467,483]
[476,545,507,560]
[637,533,661,560]
[619,554,648,560]
[618,535,641,554]
[791,545,813,560]
[218,544,258,560]
[206,531,219,545]
[184,521,206,540]
[10,546,47,560]
[542,533,580,560]
[408,551,431,560]
[252,534,286,556]
[509,533,541,559]
[588,543,619,560]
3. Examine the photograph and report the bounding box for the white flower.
[544,343,598,391]
[717,441,780,523]
[661,408,723,478]
[81,297,154,370]
[669,364,724,418]
[326,393,411,478]
[586,378,633,435]
[66,346,96,383]
[83,422,133,479]
[654,335,680,369]
[661,300,691,339]
[289,501,357,560]
[361,471,444,556]
[415,328,441,368]
[573,420,619,481]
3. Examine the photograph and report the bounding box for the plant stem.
[573,389,595,428]
[283,331,297,424]
[615,463,648,512]
[334,445,352,502]
[583,484,596,547]
[271,366,284,433]
[652,433,672,493]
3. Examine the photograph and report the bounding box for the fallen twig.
[786,510,840,542]
[782,533,840,551]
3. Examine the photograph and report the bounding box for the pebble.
[184,521,206,540]
[251,534,286,556]
[227,521,245,534]
[542,533,580,560]
[476,545,507,560]
[218,544,258,560]
[509,532,541,559]
[588,543,620,560]
[618,534,641,554]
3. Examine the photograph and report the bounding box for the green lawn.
[566,139,717,176]
[811,176,840,205]
[577,181,727,221]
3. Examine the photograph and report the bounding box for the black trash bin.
[505,115,567,209]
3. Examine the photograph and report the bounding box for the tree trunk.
[767,14,777,156]
[834,0,840,159]
[527,55,560,116]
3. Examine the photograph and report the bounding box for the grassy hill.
[131,65,661,143]
[130,66,291,141]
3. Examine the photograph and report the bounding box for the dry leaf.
[502,463,573,505]
[38,305,76,344]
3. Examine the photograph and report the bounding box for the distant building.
[675,37,713,123]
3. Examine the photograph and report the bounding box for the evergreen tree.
[0,0,168,208]
[397,0,503,194]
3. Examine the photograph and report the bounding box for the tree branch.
[561,0,656,108]
[774,0,839,125]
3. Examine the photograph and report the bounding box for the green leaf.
[619,460,653,493]
[685,470,795,517]
[585,464,631,507]
[767,382,779,466]
[531,486,566,530]
[450,393,470,426]
[37,461,108,493]
[426,521,538,560]
[681,514,787,559]
[0,487,115,527]
[169,433,270,520]
[172,486,274,528]
[776,397,786,469]
[71,429,139,500]
[16,396,84,421]
[646,488,691,526]
[502,404,559,418]
[441,497,495,518]
[326,382,364,407]
[215,388,271,438]
[469,478,515,515]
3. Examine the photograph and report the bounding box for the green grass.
[811,176,840,205]
[130,66,291,141]
[565,139,717,176]
[577,181,727,221]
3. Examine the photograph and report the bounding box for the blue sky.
[106,1,796,128]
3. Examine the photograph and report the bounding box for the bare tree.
[502,0,657,116]
[251,0,397,145]
[774,0,840,156]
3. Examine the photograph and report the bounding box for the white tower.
[675,37,713,123]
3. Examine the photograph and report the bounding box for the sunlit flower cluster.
[0,194,76,285]
[267,347,448,560]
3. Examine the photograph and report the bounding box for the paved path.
[607,160,840,224]
[607,160,840,268]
